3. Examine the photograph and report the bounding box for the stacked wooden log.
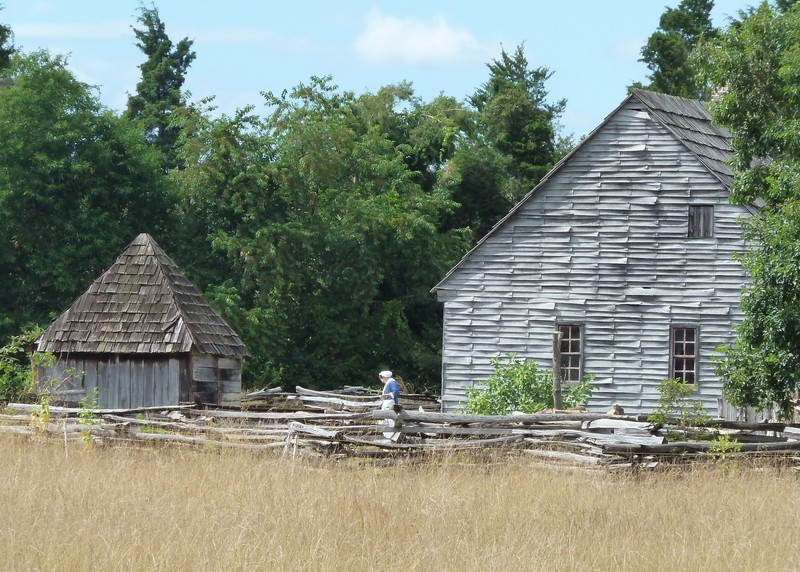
[240,385,441,413]
[5,385,800,470]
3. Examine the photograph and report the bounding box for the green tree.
[775,0,800,12]
[447,45,568,241]
[697,3,800,417]
[173,78,469,390]
[0,326,41,403]
[0,51,175,342]
[0,5,14,71]
[126,3,195,171]
[637,0,718,99]
[470,45,567,201]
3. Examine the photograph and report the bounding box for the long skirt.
[380,398,400,441]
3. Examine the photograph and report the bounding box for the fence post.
[553,330,563,410]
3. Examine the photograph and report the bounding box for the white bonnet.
[378,370,393,378]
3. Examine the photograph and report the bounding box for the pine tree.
[125,4,195,171]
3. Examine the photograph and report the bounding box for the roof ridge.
[135,233,200,350]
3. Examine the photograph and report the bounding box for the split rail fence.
[4,386,800,471]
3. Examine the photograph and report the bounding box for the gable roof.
[37,233,249,357]
[432,89,734,293]
[631,89,732,188]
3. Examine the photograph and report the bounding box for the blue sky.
[5,1,756,139]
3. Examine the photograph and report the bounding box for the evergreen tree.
[638,0,718,99]
[0,5,14,70]
[126,3,195,171]
[446,45,567,240]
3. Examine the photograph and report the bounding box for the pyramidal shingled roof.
[37,233,249,357]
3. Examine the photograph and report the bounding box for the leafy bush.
[707,432,743,476]
[462,353,592,415]
[647,378,711,439]
[0,326,42,404]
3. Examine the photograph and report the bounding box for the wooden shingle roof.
[631,88,733,188]
[37,233,249,357]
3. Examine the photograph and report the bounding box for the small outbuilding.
[35,233,249,408]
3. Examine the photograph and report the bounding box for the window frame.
[670,325,699,385]
[688,205,714,239]
[557,323,583,384]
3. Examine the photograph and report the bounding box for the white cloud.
[14,21,131,42]
[354,9,483,65]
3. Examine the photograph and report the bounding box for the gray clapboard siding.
[434,90,751,416]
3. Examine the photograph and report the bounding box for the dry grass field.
[0,436,798,571]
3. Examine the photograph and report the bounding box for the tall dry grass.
[0,436,798,571]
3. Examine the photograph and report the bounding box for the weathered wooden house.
[35,233,248,408]
[432,89,754,416]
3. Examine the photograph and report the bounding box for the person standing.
[378,370,401,441]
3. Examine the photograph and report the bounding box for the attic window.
[688,205,714,238]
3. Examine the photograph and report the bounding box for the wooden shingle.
[37,233,248,357]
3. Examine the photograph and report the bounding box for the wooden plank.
[83,359,98,397]
[129,359,144,408]
[219,392,241,407]
[141,359,155,407]
[296,385,380,402]
[167,360,180,405]
[116,357,130,410]
[97,358,111,408]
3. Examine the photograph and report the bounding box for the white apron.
[380,396,400,441]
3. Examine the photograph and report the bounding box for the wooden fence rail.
[5,399,800,470]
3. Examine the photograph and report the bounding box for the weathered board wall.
[38,352,242,408]
[435,98,752,415]
[37,354,190,408]
[192,354,242,407]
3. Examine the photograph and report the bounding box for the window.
[558,324,582,382]
[671,327,698,384]
[689,205,714,238]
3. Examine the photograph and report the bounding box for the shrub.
[647,378,711,439]
[462,353,592,415]
[0,326,43,404]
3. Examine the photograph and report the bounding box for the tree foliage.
[470,45,567,195]
[637,0,718,99]
[126,3,195,171]
[0,51,175,341]
[0,31,575,395]
[0,326,41,403]
[0,5,14,71]
[172,78,469,390]
[697,3,800,417]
